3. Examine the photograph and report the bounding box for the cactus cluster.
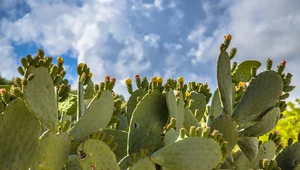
[0,35,298,170]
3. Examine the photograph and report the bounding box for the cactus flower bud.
[22,78,28,86]
[141,77,149,90]
[14,77,22,88]
[268,160,277,170]
[251,66,257,77]
[180,128,187,138]
[79,72,86,83]
[10,86,23,97]
[54,75,62,86]
[17,66,25,76]
[37,49,45,58]
[57,57,64,66]
[1,90,10,104]
[276,60,286,74]
[283,85,295,92]
[223,34,232,50]
[202,127,211,138]
[50,65,58,78]
[20,57,29,68]
[279,92,289,100]
[95,90,102,99]
[229,47,237,60]
[26,54,33,64]
[135,75,141,89]
[60,70,66,78]
[44,56,53,67]
[99,131,106,141]
[189,126,197,137]
[58,84,66,95]
[131,153,137,163]
[177,76,184,83]
[188,99,194,109]
[94,84,100,92]
[105,135,114,145]
[126,78,133,94]
[288,138,294,146]
[59,94,69,102]
[109,78,116,91]
[266,58,273,70]
[196,127,203,137]
[76,63,85,75]
[111,143,118,152]
[231,62,237,72]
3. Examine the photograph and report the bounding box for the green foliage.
[0,35,298,170]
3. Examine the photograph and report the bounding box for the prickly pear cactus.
[1,34,296,170]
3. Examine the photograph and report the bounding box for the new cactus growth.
[0,35,297,170]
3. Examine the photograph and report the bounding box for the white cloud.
[144,33,160,48]
[164,43,182,51]
[0,39,18,79]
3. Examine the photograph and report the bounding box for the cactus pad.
[126,89,147,121]
[128,91,169,155]
[31,131,71,169]
[129,157,156,170]
[183,107,200,129]
[151,137,223,170]
[240,107,281,137]
[23,66,58,130]
[207,89,222,126]
[232,60,261,82]
[237,137,258,161]
[276,142,300,170]
[103,129,128,162]
[78,139,120,170]
[189,92,206,121]
[0,98,41,170]
[166,90,184,131]
[217,51,232,115]
[69,90,114,141]
[232,71,283,129]
[210,113,238,152]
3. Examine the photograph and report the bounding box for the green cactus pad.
[128,91,169,155]
[276,142,300,170]
[117,114,129,131]
[126,89,147,121]
[232,71,283,129]
[210,113,238,152]
[261,140,277,159]
[183,107,200,129]
[0,98,41,170]
[237,137,258,161]
[233,140,276,170]
[69,90,114,141]
[207,89,222,126]
[164,128,180,146]
[232,60,261,82]
[189,92,206,121]
[129,157,156,170]
[84,80,95,99]
[151,137,223,170]
[31,131,71,169]
[78,139,120,170]
[217,51,232,115]
[240,107,281,137]
[118,155,132,170]
[103,129,128,162]
[23,66,58,130]
[66,155,81,170]
[166,90,184,131]
[59,93,77,116]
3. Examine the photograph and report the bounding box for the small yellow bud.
[151,76,157,83]
[57,57,64,64]
[88,72,93,78]
[238,82,245,88]
[125,78,132,85]
[157,77,163,83]
[185,91,190,97]
[177,76,184,83]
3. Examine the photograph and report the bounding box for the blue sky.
[0,0,300,100]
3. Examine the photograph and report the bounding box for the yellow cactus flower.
[177,76,184,83]
[125,78,132,85]
[151,76,157,83]
[239,82,245,88]
[185,91,190,97]
[157,77,163,83]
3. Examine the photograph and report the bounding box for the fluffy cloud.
[0,39,18,78]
